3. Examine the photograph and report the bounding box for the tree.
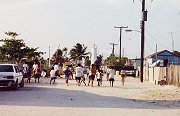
[69,43,90,65]
[62,47,68,57]
[51,49,64,66]
[104,54,117,66]
[95,55,103,70]
[104,54,128,70]
[84,56,91,66]
[0,31,43,63]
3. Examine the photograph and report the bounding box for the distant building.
[146,50,180,67]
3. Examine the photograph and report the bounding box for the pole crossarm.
[114,26,128,29]
[109,43,118,56]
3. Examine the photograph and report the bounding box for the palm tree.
[62,47,68,58]
[69,43,90,65]
[84,56,91,66]
[51,49,64,66]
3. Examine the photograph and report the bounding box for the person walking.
[23,61,28,78]
[106,66,110,81]
[96,69,103,86]
[27,64,33,83]
[64,67,72,86]
[54,62,60,77]
[108,66,115,87]
[41,69,47,83]
[96,69,102,86]
[86,67,90,79]
[50,67,57,84]
[79,66,86,86]
[121,70,126,86]
[34,63,41,83]
[88,64,96,87]
[75,63,83,86]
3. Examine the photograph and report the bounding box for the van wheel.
[12,79,18,90]
[19,78,24,87]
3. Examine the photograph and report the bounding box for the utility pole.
[122,48,124,57]
[140,0,147,82]
[109,43,118,56]
[49,46,51,68]
[114,26,128,68]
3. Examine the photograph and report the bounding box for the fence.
[144,65,180,87]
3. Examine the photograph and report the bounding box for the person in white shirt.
[23,62,28,78]
[80,66,86,86]
[108,66,115,87]
[53,62,60,77]
[50,67,56,84]
[32,62,37,75]
[96,69,103,86]
[88,64,96,87]
[75,63,83,86]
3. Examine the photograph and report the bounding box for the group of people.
[21,61,126,87]
[62,63,102,87]
[21,61,41,83]
[63,63,126,87]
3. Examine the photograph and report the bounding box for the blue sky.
[0,0,179,59]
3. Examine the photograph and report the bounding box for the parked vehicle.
[122,70,136,77]
[0,64,24,90]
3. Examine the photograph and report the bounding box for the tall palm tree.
[51,49,64,66]
[69,43,90,65]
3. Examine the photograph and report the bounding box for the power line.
[145,37,154,52]
[145,29,169,50]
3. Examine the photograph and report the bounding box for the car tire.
[12,79,18,90]
[19,78,24,87]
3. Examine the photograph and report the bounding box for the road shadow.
[0,85,179,109]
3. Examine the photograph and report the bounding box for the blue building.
[146,50,180,67]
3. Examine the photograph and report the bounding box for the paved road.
[0,76,179,116]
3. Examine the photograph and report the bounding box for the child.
[64,67,71,86]
[41,69,47,83]
[121,70,126,86]
[96,69,103,86]
[88,64,96,87]
[50,67,56,84]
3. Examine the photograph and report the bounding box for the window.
[14,66,20,73]
[0,65,14,72]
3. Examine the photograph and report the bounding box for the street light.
[125,29,141,33]
[114,26,128,69]
[125,28,144,82]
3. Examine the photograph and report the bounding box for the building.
[146,50,180,67]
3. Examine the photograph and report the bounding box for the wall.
[144,65,180,87]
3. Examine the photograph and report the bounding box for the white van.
[0,64,24,90]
